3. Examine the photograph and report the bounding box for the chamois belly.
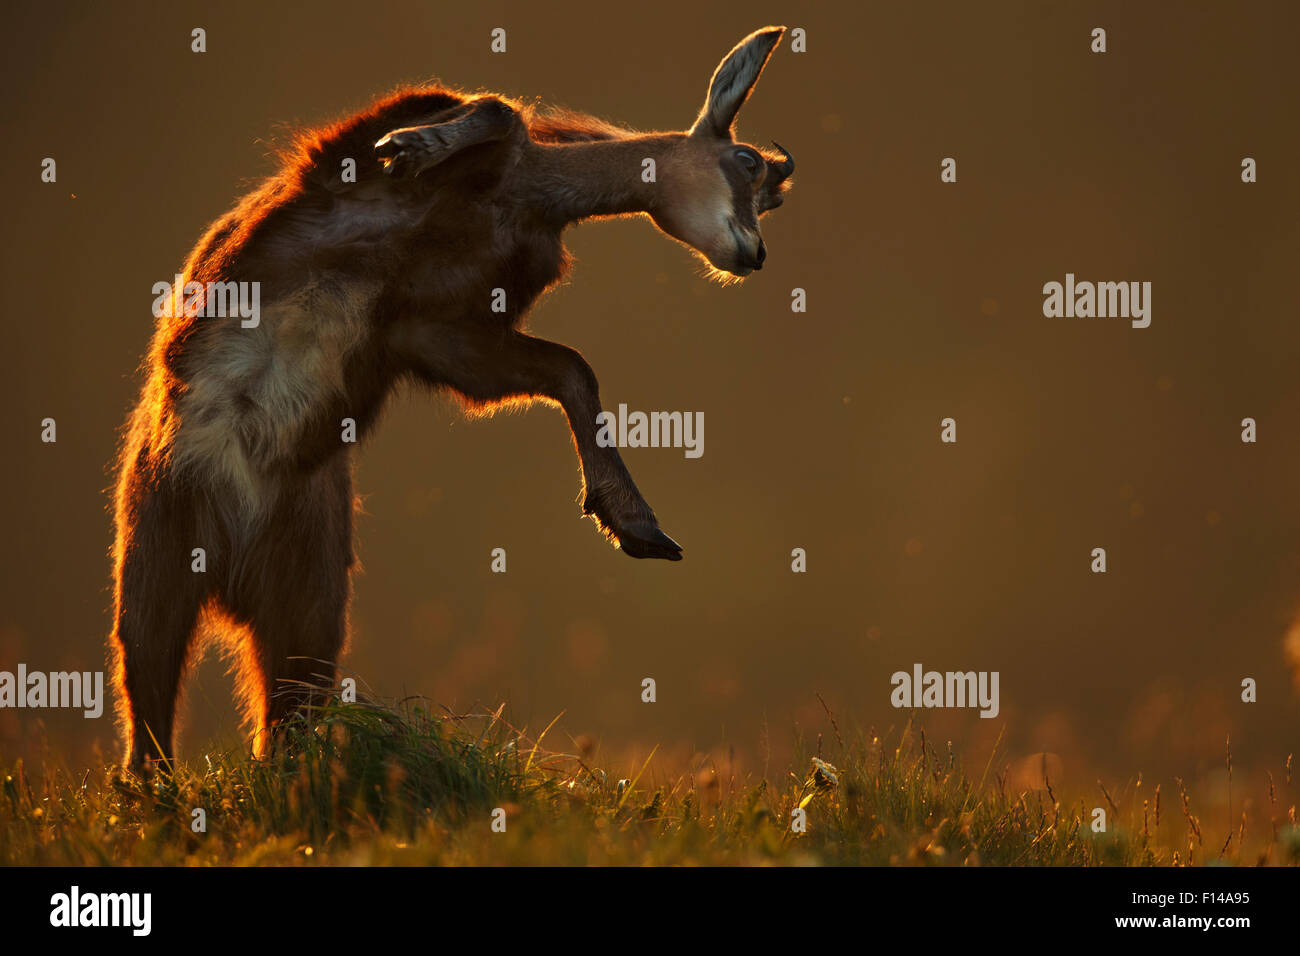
[169,279,380,509]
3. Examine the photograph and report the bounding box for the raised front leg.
[394,324,683,560]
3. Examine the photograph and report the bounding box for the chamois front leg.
[395,325,683,561]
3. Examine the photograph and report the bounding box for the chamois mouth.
[727,221,764,275]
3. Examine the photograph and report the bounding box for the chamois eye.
[735,149,761,179]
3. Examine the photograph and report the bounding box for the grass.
[1,696,1296,866]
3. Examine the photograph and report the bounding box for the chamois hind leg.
[396,324,682,560]
[111,473,211,774]
[375,96,522,179]
[222,465,353,757]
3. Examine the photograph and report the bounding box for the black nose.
[755,240,766,267]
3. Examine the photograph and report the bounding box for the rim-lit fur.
[110,28,795,771]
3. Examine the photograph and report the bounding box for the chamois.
[110,27,795,771]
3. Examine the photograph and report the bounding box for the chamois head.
[651,26,794,279]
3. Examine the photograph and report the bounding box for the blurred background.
[1,1,1297,821]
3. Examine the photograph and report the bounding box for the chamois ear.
[690,26,786,139]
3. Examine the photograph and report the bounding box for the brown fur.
[110,27,794,770]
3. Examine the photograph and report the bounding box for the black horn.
[770,140,794,179]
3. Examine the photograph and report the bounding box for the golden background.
[1,2,1296,810]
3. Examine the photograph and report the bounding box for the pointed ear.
[690,26,786,139]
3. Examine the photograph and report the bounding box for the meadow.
[2,696,1296,866]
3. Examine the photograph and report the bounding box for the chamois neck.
[523,134,680,226]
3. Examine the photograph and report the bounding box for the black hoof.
[617,524,683,561]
